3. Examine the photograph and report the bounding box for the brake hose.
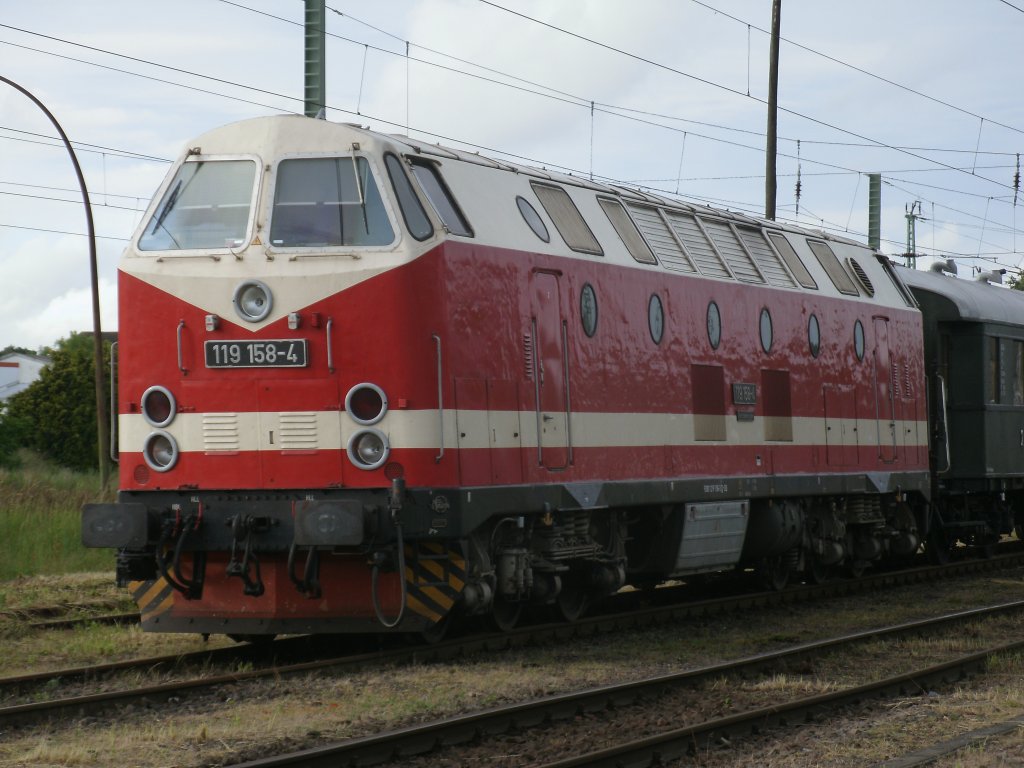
[371,519,407,628]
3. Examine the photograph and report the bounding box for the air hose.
[371,517,407,628]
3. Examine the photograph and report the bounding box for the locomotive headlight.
[141,385,176,428]
[345,383,388,425]
[143,430,179,472]
[232,279,273,323]
[347,428,389,470]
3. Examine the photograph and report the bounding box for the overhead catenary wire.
[475,0,1018,193]
[688,0,1024,138]
[2,4,1020,266]
[3,8,1015,190]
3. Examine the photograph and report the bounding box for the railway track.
[0,599,137,630]
[875,715,1024,768]
[0,551,1014,699]
[4,552,1023,738]
[215,600,1024,767]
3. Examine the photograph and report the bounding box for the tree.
[4,333,112,472]
[0,344,38,357]
[1009,272,1024,291]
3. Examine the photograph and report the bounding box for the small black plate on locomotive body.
[205,339,308,368]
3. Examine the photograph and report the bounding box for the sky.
[2,0,1023,351]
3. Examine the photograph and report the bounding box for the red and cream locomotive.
[84,114,932,637]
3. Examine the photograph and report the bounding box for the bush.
[5,334,111,472]
[0,408,28,469]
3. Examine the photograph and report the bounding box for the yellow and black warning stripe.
[403,541,467,625]
[129,578,175,625]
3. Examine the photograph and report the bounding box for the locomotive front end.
[82,115,460,636]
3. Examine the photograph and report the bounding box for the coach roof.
[898,264,1024,325]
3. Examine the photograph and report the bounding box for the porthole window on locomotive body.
[808,314,821,358]
[759,307,773,353]
[580,283,598,338]
[707,301,722,350]
[854,319,866,361]
[648,293,665,344]
[517,196,550,242]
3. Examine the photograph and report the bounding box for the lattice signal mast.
[905,201,924,269]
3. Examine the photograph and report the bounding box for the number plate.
[204,339,308,368]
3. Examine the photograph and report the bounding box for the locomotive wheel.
[491,597,523,632]
[420,614,452,644]
[556,585,589,622]
[805,557,831,585]
[759,556,789,591]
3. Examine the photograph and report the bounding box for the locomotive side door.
[873,316,897,462]
[530,270,570,470]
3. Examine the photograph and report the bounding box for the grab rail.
[433,333,444,463]
[176,320,187,375]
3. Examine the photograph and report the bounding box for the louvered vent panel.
[203,413,239,452]
[665,212,731,279]
[848,258,875,296]
[279,412,318,450]
[738,227,796,287]
[626,204,695,273]
[702,219,764,283]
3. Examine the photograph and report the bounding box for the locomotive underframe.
[84,467,931,634]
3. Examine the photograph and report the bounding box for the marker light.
[141,386,176,428]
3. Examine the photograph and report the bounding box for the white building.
[0,352,50,402]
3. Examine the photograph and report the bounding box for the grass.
[0,450,113,581]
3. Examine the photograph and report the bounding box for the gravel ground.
[393,614,1024,767]
[2,568,1024,767]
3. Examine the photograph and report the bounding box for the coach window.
[987,337,999,403]
[140,158,258,251]
[270,157,394,247]
[854,320,866,361]
[808,314,821,358]
[409,159,473,237]
[707,301,722,350]
[759,308,773,353]
[580,283,598,337]
[648,294,665,344]
[385,154,433,241]
[1014,341,1024,405]
[808,240,859,296]
[530,182,603,256]
[768,233,817,290]
[517,196,550,242]
[598,198,657,264]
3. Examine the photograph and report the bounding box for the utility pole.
[304,0,326,117]
[905,201,924,269]
[765,0,782,220]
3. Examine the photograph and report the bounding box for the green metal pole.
[868,173,881,252]
[305,0,326,117]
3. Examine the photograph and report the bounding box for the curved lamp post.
[0,75,110,488]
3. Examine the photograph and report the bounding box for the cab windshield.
[269,156,394,248]
[138,159,257,251]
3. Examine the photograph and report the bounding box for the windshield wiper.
[150,180,182,235]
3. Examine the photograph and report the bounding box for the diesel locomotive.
[82,114,1021,638]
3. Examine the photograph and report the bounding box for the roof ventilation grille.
[848,258,875,297]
